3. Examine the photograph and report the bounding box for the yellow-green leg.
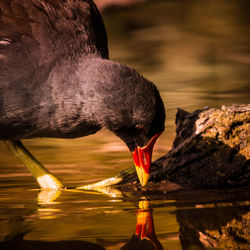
[4,140,64,190]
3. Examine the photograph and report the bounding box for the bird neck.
[76,56,137,131]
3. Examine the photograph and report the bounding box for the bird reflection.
[37,190,163,249]
[122,198,163,250]
[2,187,249,249]
[37,189,62,204]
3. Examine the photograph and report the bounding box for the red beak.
[132,133,162,186]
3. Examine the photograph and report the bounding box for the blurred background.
[0,0,249,186]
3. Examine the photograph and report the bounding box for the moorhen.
[0,0,165,188]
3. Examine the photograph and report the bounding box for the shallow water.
[0,184,249,249]
[0,0,249,249]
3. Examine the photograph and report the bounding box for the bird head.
[97,62,165,186]
[85,58,165,186]
[113,93,165,186]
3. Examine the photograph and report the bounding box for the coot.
[0,0,165,187]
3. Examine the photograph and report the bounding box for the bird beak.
[132,133,162,186]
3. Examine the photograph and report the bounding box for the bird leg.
[4,140,64,190]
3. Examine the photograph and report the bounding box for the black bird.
[0,0,165,187]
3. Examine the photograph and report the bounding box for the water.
[0,0,249,249]
[0,185,249,249]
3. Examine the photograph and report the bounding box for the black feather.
[0,0,165,151]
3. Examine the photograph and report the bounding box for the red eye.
[135,124,146,132]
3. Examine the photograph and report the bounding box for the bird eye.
[135,124,146,132]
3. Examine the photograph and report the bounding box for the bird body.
[0,0,107,139]
[0,0,165,186]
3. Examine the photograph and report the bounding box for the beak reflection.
[122,198,163,250]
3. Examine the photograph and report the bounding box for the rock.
[120,104,250,189]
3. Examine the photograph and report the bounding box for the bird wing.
[0,0,109,85]
[0,0,109,136]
